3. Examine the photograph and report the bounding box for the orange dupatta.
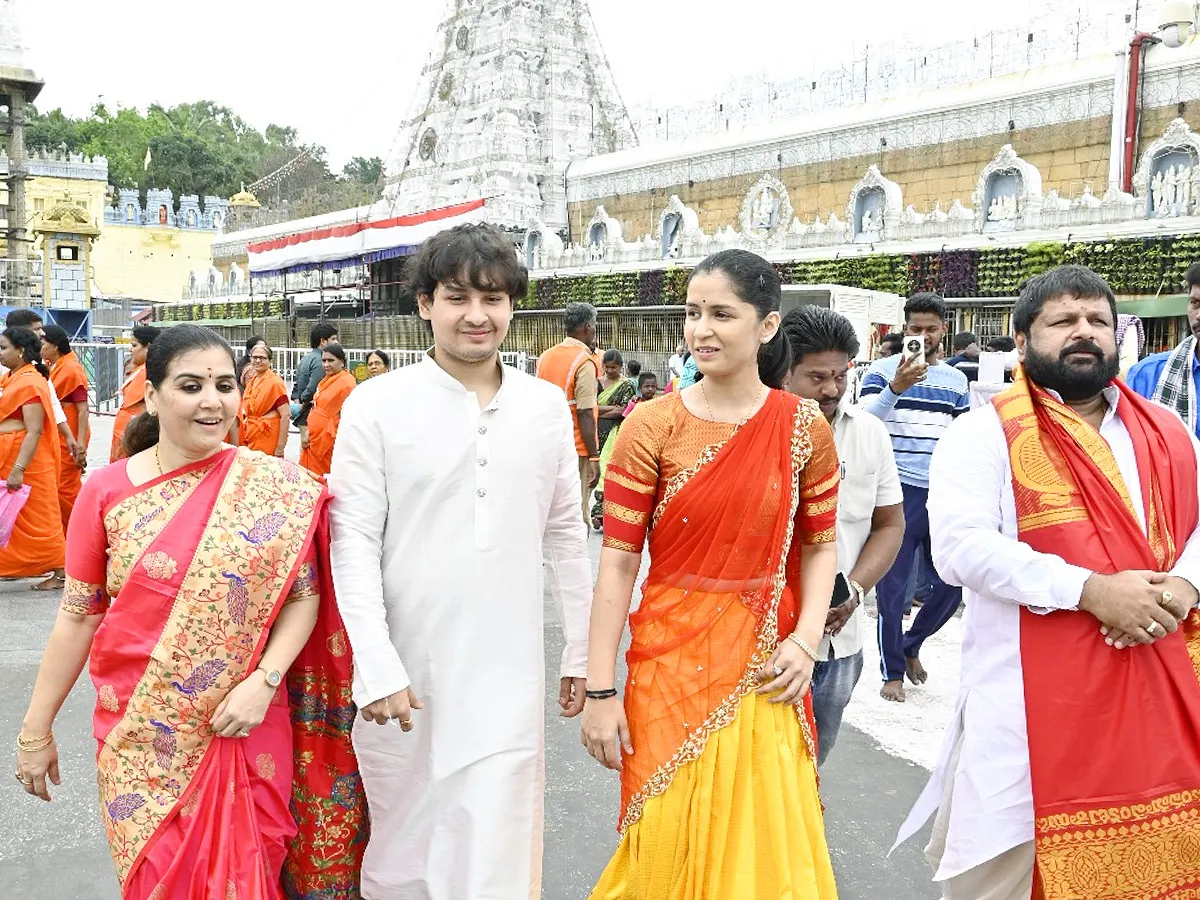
[604,391,838,832]
[0,364,64,576]
[240,369,289,455]
[50,352,88,528]
[299,370,355,478]
[111,365,146,462]
[993,368,1200,900]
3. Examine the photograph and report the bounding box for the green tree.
[343,156,384,186]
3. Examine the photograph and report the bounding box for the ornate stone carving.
[738,174,793,245]
[522,221,564,269]
[656,195,701,259]
[972,145,1043,232]
[1134,119,1200,217]
[584,206,623,262]
[846,165,902,243]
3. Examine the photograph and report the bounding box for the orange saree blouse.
[299,370,355,478]
[602,390,839,831]
[240,369,289,455]
[0,364,65,576]
[50,352,88,528]
[111,365,146,462]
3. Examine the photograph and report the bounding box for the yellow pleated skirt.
[589,691,838,900]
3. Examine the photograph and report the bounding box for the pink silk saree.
[64,447,365,899]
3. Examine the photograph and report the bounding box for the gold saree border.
[96,449,323,886]
[619,399,819,835]
[1034,789,1200,899]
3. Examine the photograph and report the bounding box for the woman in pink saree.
[15,325,365,899]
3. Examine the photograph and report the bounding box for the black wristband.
[585,688,619,700]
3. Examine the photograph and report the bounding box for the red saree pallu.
[111,365,146,462]
[299,371,355,478]
[78,448,365,899]
[0,364,64,576]
[240,370,289,456]
[50,353,88,528]
[605,391,833,832]
[993,370,1200,900]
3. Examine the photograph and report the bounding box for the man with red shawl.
[896,264,1200,900]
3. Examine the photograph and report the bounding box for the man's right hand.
[1080,571,1181,648]
[889,353,929,395]
[360,687,423,731]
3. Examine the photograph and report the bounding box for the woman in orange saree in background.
[582,251,841,900]
[42,325,89,530]
[110,325,158,462]
[0,327,65,579]
[15,326,365,900]
[299,343,355,477]
[240,340,290,457]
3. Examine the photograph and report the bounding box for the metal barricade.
[71,343,530,414]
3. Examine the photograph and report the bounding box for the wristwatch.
[847,579,866,607]
[259,667,283,689]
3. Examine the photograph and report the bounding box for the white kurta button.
[478,426,487,434]
[477,488,487,498]
[478,458,488,467]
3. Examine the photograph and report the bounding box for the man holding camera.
[859,293,971,702]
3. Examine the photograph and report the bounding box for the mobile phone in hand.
[902,336,926,367]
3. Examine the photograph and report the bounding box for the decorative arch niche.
[1133,118,1200,218]
[972,145,1043,233]
[739,174,793,245]
[846,165,903,243]
[656,195,700,259]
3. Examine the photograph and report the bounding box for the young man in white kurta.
[328,224,592,899]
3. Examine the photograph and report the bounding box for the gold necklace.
[155,443,164,476]
[698,379,765,423]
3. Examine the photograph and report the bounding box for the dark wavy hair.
[406,222,528,303]
[322,343,347,365]
[367,349,390,369]
[3,327,49,379]
[41,324,73,357]
[688,249,791,388]
[122,325,236,456]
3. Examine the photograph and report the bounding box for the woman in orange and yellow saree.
[0,326,65,579]
[299,343,355,478]
[15,325,366,900]
[42,324,90,530]
[239,340,290,457]
[581,251,841,900]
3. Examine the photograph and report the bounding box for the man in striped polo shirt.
[859,293,970,702]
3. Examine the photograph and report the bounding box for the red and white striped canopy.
[246,199,487,275]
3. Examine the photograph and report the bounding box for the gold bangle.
[16,730,53,753]
[786,633,822,664]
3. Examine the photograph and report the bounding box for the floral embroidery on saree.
[619,400,818,834]
[61,577,106,616]
[141,551,178,581]
[95,449,322,886]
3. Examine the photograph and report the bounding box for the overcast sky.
[18,0,1091,168]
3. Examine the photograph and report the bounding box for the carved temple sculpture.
[972,144,1043,233]
[739,174,793,245]
[847,165,903,243]
[1133,118,1200,218]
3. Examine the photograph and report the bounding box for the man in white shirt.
[328,224,593,899]
[897,265,1200,900]
[781,306,904,765]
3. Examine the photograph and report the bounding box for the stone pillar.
[6,84,27,300]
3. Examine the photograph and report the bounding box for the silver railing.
[72,343,529,415]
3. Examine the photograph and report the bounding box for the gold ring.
[399,718,413,728]
[773,665,783,677]
[1146,621,1161,636]
[238,730,250,738]
[1160,590,1174,608]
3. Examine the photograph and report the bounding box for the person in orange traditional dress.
[240,339,290,457]
[895,265,1200,900]
[299,344,355,477]
[41,326,89,525]
[110,325,158,462]
[14,324,365,900]
[0,327,65,581]
[581,250,840,899]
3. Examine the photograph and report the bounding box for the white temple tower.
[382,0,636,231]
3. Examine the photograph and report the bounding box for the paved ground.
[0,416,950,898]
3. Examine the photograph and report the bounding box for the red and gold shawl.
[993,367,1200,900]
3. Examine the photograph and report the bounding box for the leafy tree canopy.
[25,100,385,217]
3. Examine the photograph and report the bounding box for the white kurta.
[328,354,592,900]
[894,386,1200,879]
